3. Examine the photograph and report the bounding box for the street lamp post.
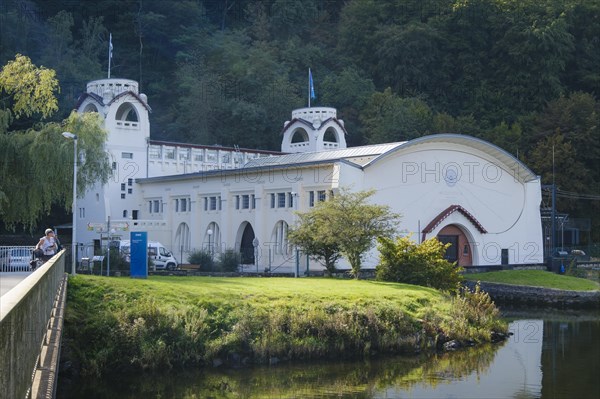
[62,132,78,275]
[207,229,213,271]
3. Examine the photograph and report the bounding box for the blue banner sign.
[130,231,148,278]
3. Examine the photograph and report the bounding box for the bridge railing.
[0,250,66,399]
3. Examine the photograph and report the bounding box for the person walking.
[36,228,58,263]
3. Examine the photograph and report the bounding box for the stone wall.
[464,280,600,309]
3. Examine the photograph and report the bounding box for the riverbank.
[61,275,507,378]
[464,270,600,309]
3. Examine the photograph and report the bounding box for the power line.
[542,187,600,201]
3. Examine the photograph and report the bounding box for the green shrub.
[218,249,240,272]
[376,236,463,291]
[442,283,507,342]
[187,249,215,271]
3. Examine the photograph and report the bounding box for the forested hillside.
[1,0,598,237]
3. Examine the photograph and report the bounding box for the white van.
[118,240,179,270]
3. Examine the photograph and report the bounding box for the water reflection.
[58,317,599,399]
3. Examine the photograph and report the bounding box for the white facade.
[74,79,544,270]
[73,79,281,260]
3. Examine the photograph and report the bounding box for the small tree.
[290,188,399,278]
[288,211,342,276]
[376,236,463,291]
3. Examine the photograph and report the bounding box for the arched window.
[323,127,339,143]
[271,220,290,255]
[175,222,191,255]
[204,222,220,255]
[291,128,309,143]
[115,102,139,122]
[83,103,99,113]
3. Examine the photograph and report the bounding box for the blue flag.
[309,68,316,100]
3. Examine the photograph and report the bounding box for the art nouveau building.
[74,78,544,271]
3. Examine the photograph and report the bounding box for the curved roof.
[364,134,538,183]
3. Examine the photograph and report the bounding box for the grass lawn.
[465,270,600,291]
[65,275,505,376]
[76,275,446,313]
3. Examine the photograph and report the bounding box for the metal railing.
[0,250,66,398]
[0,246,35,272]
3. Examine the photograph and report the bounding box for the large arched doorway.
[239,222,256,264]
[437,224,472,266]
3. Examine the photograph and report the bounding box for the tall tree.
[0,55,111,230]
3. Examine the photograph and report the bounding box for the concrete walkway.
[0,272,31,297]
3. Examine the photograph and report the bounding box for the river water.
[58,312,599,399]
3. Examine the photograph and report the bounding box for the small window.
[149,201,153,213]
[242,195,250,209]
[128,188,132,194]
[270,193,276,208]
[121,193,126,199]
[128,178,133,186]
[153,200,160,213]
[181,198,187,212]
[251,194,256,209]
[277,192,286,208]
[175,199,179,212]
[288,192,294,208]
[132,210,138,220]
[309,191,315,207]
[121,183,126,191]
[204,197,208,211]
[210,196,217,211]
[318,190,326,202]
[121,152,133,159]
[235,195,240,210]
[112,162,117,170]
[218,196,222,211]
[123,210,128,218]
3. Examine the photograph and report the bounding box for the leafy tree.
[321,67,375,146]
[288,209,342,276]
[527,132,590,217]
[376,236,463,292]
[361,88,433,143]
[290,189,399,278]
[0,54,58,120]
[0,55,111,231]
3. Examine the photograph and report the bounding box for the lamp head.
[62,132,78,140]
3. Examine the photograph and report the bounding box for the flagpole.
[108,33,112,79]
[308,68,311,108]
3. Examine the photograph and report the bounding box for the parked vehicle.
[117,240,179,270]
[7,247,33,271]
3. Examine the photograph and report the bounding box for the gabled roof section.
[280,117,348,136]
[364,134,538,183]
[421,204,487,242]
[73,90,152,112]
[74,92,103,110]
[109,91,152,112]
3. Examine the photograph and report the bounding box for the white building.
[73,78,544,271]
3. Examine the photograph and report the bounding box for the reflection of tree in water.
[66,343,504,398]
